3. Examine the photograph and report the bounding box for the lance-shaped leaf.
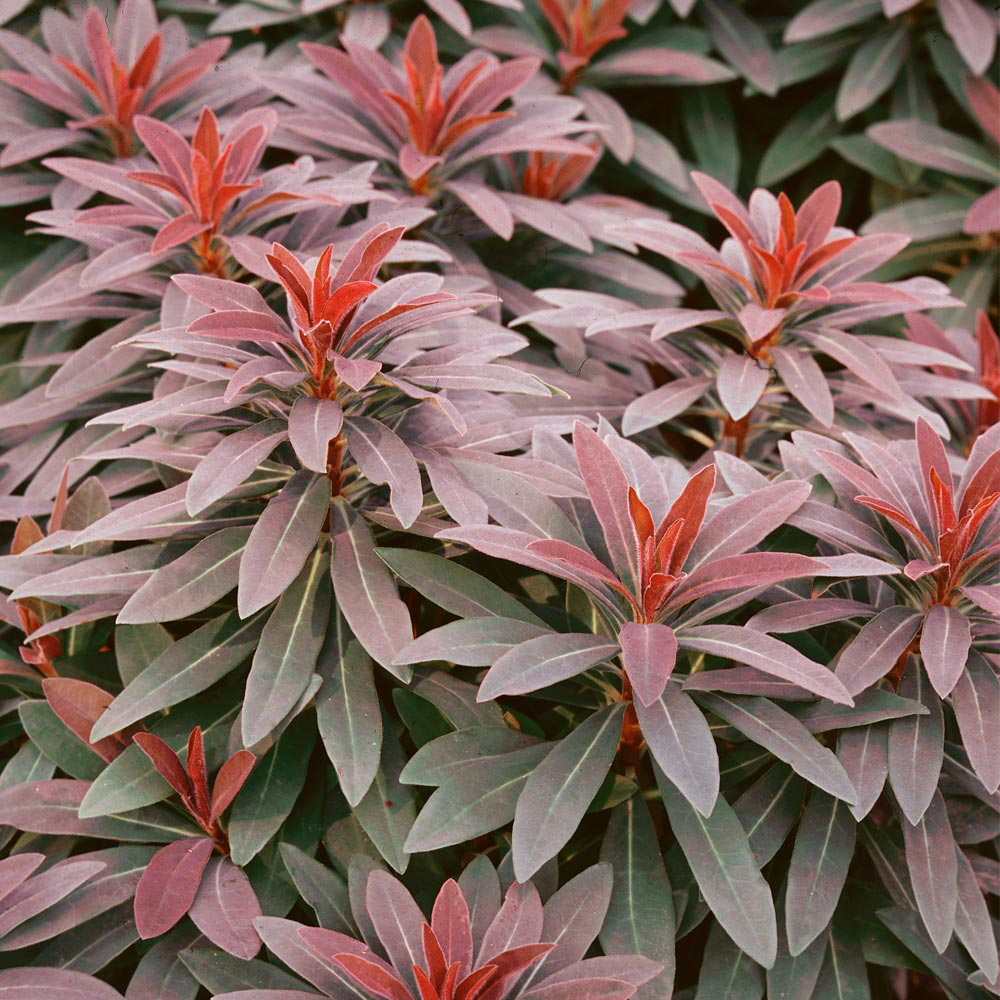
[330,499,413,679]
[0,969,126,999]
[316,615,382,807]
[836,724,889,821]
[512,703,625,882]
[656,766,777,968]
[188,857,262,960]
[134,837,215,940]
[90,611,265,742]
[919,604,971,699]
[697,694,857,804]
[572,422,639,592]
[404,744,549,853]
[376,548,544,626]
[902,789,958,953]
[242,547,330,747]
[694,918,765,998]
[186,420,288,516]
[618,622,676,707]
[238,471,330,617]
[733,764,806,867]
[479,633,619,702]
[278,844,354,935]
[288,397,343,474]
[227,715,313,867]
[210,751,256,824]
[784,791,856,956]
[41,678,123,763]
[679,625,853,704]
[599,795,675,999]
[954,847,1000,983]
[118,527,250,624]
[635,683,719,817]
[888,664,943,824]
[952,651,1000,794]
[346,417,423,529]
[834,606,924,697]
[396,617,548,668]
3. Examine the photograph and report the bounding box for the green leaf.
[278,843,355,934]
[757,95,838,186]
[512,702,625,882]
[118,526,250,624]
[392,689,454,748]
[316,611,382,808]
[375,547,544,625]
[656,765,777,968]
[18,700,104,780]
[228,714,314,866]
[835,23,908,121]
[400,726,542,786]
[115,624,172,686]
[91,610,265,742]
[785,791,856,956]
[732,763,806,867]
[695,919,764,999]
[600,793,676,999]
[354,721,415,873]
[242,546,330,747]
[404,744,549,853]
[180,945,307,994]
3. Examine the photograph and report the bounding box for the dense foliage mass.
[0,0,997,997]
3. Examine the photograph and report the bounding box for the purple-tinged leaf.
[242,547,330,747]
[278,843,354,935]
[526,955,664,993]
[954,846,999,982]
[188,857,262,960]
[888,664,943,824]
[622,376,713,436]
[573,422,640,593]
[90,611,265,742]
[365,869,425,997]
[0,857,106,939]
[134,838,214,940]
[655,766,777,968]
[951,651,1000,795]
[684,667,814,701]
[288,397,343,475]
[521,982,634,1000]
[919,604,971,699]
[479,880,545,962]
[0,854,43,906]
[733,764,806,867]
[867,119,1000,183]
[599,795,675,998]
[238,471,329,618]
[747,598,873,634]
[431,878,473,978]
[0,780,200,842]
[701,0,779,95]
[118,527,250,624]
[330,499,413,679]
[833,606,923,697]
[770,345,835,426]
[715,353,770,420]
[785,791,856,956]
[678,626,853,705]
[395,617,548,668]
[132,733,195,812]
[939,0,996,75]
[346,417,423,529]
[0,968,125,999]
[185,420,288,517]
[619,622,677,707]
[667,552,823,609]
[634,684,719,817]
[698,694,857,804]
[902,789,958,953]
[42,678,123,762]
[512,704,625,882]
[692,481,812,565]
[479,633,619,702]
[837,724,889,821]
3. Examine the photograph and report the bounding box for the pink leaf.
[919,604,972,699]
[288,396,343,474]
[716,353,770,420]
[188,856,263,959]
[619,621,677,706]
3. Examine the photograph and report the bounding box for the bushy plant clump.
[0,0,996,997]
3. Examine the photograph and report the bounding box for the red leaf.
[188,855,262,959]
[133,837,214,939]
[333,953,412,1000]
[132,732,196,812]
[659,465,716,574]
[187,727,211,822]
[209,749,256,823]
[42,678,124,763]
